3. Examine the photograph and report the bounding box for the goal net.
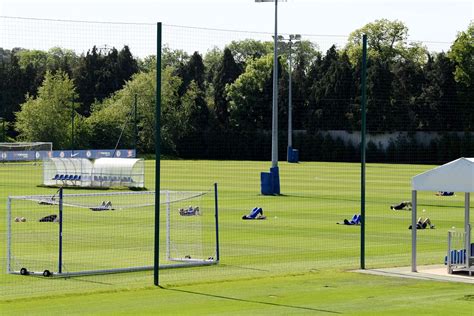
[0,142,53,162]
[0,142,53,151]
[7,188,218,277]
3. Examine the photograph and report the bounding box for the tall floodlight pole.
[271,0,278,169]
[288,38,293,151]
[256,0,285,195]
[285,34,301,162]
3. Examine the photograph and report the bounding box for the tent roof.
[412,157,474,192]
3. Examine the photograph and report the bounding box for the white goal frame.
[7,187,219,277]
[0,142,53,151]
[0,142,53,163]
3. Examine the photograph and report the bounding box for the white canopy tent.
[411,157,473,275]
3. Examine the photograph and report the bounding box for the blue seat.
[59,174,66,180]
[52,174,60,180]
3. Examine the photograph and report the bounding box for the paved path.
[353,264,474,284]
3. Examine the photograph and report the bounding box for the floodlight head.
[289,34,302,41]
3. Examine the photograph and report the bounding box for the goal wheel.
[20,267,29,276]
[43,270,52,277]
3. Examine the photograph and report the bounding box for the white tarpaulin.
[412,157,474,192]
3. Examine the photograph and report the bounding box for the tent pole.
[411,190,417,272]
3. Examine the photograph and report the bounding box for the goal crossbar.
[7,187,219,278]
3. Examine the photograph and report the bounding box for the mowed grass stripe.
[0,160,468,305]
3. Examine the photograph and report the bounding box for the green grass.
[0,160,472,315]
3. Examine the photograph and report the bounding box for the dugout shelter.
[43,157,144,188]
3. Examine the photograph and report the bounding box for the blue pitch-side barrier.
[287,146,299,163]
[260,166,280,195]
[0,149,136,161]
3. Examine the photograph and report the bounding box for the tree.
[280,40,320,130]
[291,51,315,130]
[365,58,393,132]
[390,58,423,131]
[306,48,355,131]
[162,46,190,70]
[226,39,273,66]
[86,66,187,155]
[0,51,30,124]
[449,22,474,130]
[15,49,49,95]
[175,52,209,135]
[418,53,459,131]
[226,55,273,130]
[74,45,139,116]
[345,19,427,65]
[15,71,79,148]
[449,22,474,87]
[212,48,241,127]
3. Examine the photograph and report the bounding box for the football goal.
[7,186,219,277]
[0,142,53,162]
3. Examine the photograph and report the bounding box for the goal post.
[6,186,219,277]
[0,142,53,162]
[0,142,53,151]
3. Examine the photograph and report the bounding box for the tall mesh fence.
[0,16,471,299]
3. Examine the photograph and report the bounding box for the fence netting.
[0,16,471,299]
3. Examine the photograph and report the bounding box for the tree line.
[1,19,473,162]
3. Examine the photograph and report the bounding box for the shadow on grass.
[218,263,271,272]
[164,287,341,314]
[269,193,361,205]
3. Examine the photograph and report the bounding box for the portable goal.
[7,187,219,277]
[0,142,52,162]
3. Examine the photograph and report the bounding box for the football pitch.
[1,160,473,315]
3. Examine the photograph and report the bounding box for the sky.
[0,0,473,55]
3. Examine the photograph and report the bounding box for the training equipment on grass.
[390,201,412,211]
[242,207,266,220]
[436,191,455,196]
[408,217,435,230]
[337,214,361,225]
[43,157,145,188]
[7,187,219,277]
